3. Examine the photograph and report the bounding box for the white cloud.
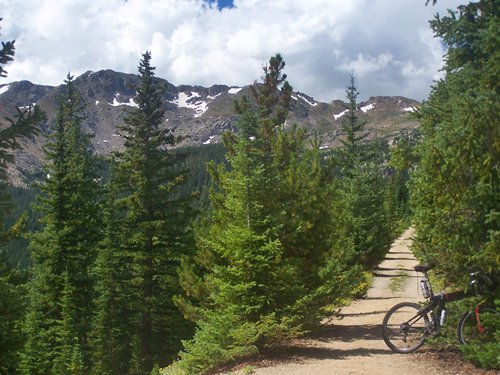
[1,0,464,101]
[338,52,394,76]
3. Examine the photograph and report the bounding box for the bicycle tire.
[457,306,499,346]
[382,301,429,353]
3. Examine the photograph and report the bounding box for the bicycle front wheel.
[457,306,499,346]
[382,302,429,353]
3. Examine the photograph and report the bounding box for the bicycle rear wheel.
[457,306,499,346]
[382,302,429,353]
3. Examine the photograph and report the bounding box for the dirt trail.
[219,228,489,375]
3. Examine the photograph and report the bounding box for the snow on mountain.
[171,92,208,118]
[333,109,348,120]
[108,92,138,108]
[208,93,221,100]
[361,103,375,113]
[203,135,215,145]
[296,93,317,107]
[0,69,421,185]
[0,84,10,95]
[403,106,417,112]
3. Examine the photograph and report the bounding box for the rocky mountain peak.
[0,69,420,185]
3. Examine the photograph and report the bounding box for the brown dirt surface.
[215,228,498,375]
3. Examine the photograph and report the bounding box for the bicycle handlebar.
[470,271,495,296]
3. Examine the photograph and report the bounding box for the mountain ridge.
[0,69,420,185]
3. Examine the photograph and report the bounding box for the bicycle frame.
[383,266,498,353]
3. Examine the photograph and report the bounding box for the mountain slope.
[0,70,419,185]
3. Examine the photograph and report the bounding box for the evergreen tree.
[0,18,15,79]
[385,128,421,230]
[411,0,499,284]
[91,52,193,375]
[337,73,368,170]
[0,18,46,374]
[174,55,360,374]
[0,250,26,374]
[334,74,392,266]
[21,74,102,374]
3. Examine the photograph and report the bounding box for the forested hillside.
[0,1,498,373]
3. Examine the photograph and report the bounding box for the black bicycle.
[381,265,498,353]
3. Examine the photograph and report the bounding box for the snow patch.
[0,84,10,95]
[403,106,417,112]
[361,103,375,113]
[95,100,100,105]
[203,136,215,145]
[291,95,298,101]
[171,92,208,118]
[228,87,242,95]
[297,93,317,107]
[108,92,138,108]
[207,93,221,100]
[333,109,348,120]
[19,103,37,110]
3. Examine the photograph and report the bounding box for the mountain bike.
[381,265,498,353]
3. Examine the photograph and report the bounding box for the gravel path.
[218,228,494,375]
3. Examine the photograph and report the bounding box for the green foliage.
[4,185,42,267]
[338,73,368,161]
[0,18,15,79]
[386,129,421,230]
[91,52,194,375]
[0,251,27,374]
[174,55,363,374]
[460,342,500,370]
[332,75,394,267]
[411,0,499,285]
[409,1,499,369]
[0,27,47,373]
[21,74,102,374]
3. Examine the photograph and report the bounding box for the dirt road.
[219,228,492,375]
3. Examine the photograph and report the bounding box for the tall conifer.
[411,0,499,282]
[334,74,392,266]
[21,74,101,374]
[91,52,193,375]
[175,55,360,374]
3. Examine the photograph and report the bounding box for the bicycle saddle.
[414,265,433,273]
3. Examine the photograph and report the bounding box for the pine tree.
[174,55,361,374]
[0,18,46,374]
[411,0,499,283]
[21,74,102,374]
[338,73,368,170]
[0,250,26,374]
[91,52,193,375]
[334,74,392,266]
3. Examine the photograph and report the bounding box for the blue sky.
[2,0,464,102]
[206,0,235,10]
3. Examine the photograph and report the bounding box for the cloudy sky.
[2,0,463,102]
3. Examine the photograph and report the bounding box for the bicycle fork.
[474,305,485,334]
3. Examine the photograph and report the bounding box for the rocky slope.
[0,70,420,185]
